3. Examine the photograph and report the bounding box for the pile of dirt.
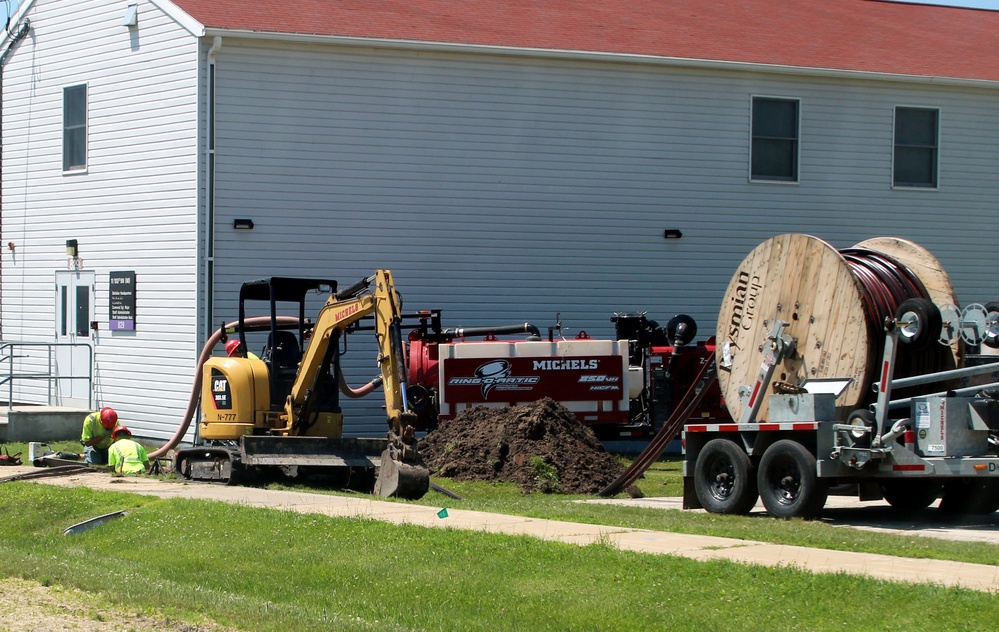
[418,398,627,494]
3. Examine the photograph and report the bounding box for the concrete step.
[0,406,90,442]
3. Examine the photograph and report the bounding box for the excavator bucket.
[374,445,430,499]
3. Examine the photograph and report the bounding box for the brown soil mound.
[418,398,627,494]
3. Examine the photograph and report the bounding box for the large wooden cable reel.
[716,234,959,422]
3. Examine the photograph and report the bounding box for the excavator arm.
[282,269,427,497]
[372,270,416,436]
[283,270,413,435]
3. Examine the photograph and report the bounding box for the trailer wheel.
[894,298,941,349]
[757,440,828,519]
[939,478,999,514]
[693,439,758,515]
[880,479,942,511]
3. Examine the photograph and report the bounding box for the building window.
[893,106,938,188]
[63,84,87,172]
[751,97,799,182]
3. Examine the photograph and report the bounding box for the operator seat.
[265,330,302,409]
[267,330,302,369]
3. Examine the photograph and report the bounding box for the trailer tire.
[894,298,941,349]
[693,439,758,515]
[939,478,999,515]
[880,479,942,511]
[757,440,828,519]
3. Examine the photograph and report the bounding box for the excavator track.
[174,447,241,485]
[173,438,431,499]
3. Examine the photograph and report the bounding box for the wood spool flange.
[715,234,958,422]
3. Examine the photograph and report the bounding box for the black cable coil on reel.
[839,247,948,379]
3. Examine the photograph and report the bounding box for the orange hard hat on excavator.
[99,407,118,429]
[225,339,242,356]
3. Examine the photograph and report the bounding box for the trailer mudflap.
[682,476,702,509]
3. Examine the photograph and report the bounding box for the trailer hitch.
[829,443,889,470]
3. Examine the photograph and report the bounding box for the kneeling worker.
[108,426,150,475]
[81,407,120,465]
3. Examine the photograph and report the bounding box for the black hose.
[336,275,375,301]
[442,323,541,339]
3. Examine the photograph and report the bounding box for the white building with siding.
[2,0,999,440]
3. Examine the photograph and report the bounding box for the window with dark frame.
[63,84,87,172]
[751,97,799,182]
[893,106,938,188]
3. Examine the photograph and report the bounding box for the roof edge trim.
[149,0,206,37]
[202,28,999,90]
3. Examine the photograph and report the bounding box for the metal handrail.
[0,341,93,410]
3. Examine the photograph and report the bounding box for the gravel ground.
[0,577,232,631]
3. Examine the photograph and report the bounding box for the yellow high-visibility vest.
[108,439,149,474]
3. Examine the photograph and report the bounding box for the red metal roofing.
[169,0,999,82]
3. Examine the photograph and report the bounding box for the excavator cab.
[236,277,336,417]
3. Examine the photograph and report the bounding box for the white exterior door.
[54,270,95,406]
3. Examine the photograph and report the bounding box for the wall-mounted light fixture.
[121,3,138,27]
[233,219,255,230]
[664,229,683,239]
[6,242,14,253]
[66,239,79,257]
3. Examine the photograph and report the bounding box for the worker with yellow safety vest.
[81,407,120,465]
[107,426,150,475]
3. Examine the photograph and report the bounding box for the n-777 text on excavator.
[173,270,431,499]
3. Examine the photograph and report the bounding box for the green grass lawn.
[7,441,999,566]
[1,482,997,632]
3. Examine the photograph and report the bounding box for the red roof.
[170,0,999,83]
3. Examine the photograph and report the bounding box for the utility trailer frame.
[683,309,999,519]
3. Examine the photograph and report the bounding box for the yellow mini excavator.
[174,270,430,499]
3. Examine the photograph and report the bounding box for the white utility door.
[54,270,95,406]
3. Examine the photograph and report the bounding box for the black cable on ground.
[0,464,94,484]
[599,355,716,497]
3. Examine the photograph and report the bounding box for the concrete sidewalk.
[8,467,999,593]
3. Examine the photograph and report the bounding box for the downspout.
[193,36,222,445]
[0,19,31,339]
[202,36,222,341]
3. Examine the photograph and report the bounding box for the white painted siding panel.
[1,0,202,440]
[208,40,999,435]
[8,17,999,442]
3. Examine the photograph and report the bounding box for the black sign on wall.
[109,271,136,331]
